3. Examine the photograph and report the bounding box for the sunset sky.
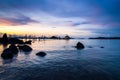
[0,0,120,37]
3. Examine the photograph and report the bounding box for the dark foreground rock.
[1,44,19,59]
[36,52,47,57]
[1,48,14,59]
[75,42,85,49]
[100,46,104,48]
[18,45,32,52]
[9,44,19,54]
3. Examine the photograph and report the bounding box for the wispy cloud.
[0,15,38,26]
[0,11,39,26]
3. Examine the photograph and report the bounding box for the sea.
[0,39,120,80]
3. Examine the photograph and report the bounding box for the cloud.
[0,16,38,26]
[0,0,120,37]
[0,13,39,26]
[71,22,91,26]
[1,0,120,27]
[39,0,120,27]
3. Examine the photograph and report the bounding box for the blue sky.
[0,0,120,37]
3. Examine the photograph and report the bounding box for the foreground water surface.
[0,39,120,80]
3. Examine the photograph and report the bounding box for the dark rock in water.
[1,48,14,59]
[1,44,19,59]
[24,40,32,44]
[36,52,47,57]
[9,44,19,54]
[18,45,32,52]
[100,46,104,48]
[75,42,85,49]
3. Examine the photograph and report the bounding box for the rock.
[36,52,47,57]
[9,44,19,54]
[24,40,32,44]
[1,44,19,59]
[1,48,14,59]
[18,45,32,52]
[75,42,85,49]
[100,46,104,48]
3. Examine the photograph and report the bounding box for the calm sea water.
[0,39,120,80]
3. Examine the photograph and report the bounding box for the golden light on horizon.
[0,23,74,36]
[0,22,96,37]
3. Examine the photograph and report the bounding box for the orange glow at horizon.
[0,22,95,37]
[0,23,75,36]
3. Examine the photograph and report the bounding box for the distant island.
[1,33,120,41]
[89,37,120,39]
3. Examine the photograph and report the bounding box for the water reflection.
[0,39,120,80]
[0,44,9,54]
[2,59,14,64]
[2,44,8,49]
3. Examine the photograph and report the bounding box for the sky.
[0,0,120,37]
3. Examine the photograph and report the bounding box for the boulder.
[75,42,85,49]
[18,45,32,52]
[36,52,47,57]
[9,44,19,54]
[100,46,104,48]
[1,48,14,59]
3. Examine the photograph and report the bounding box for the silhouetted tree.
[3,33,8,39]
[2,33,8,44]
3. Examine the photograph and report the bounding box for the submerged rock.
[36,52,47,57]
[75,42,85,49]
[18,45,32,52]
[9,44,19,54]
[1,48,14,59]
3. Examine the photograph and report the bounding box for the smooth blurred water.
[0,39,120,80]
